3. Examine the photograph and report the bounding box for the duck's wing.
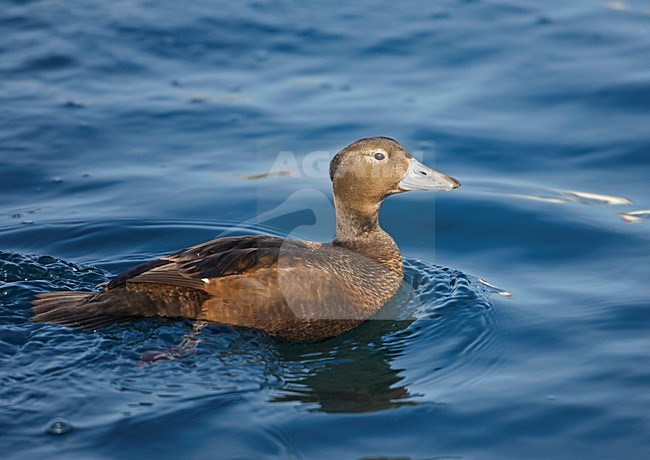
[106,235,313,291]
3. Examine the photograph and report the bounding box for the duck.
[31,137,460,341]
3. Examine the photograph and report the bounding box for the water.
[1,0,649,458]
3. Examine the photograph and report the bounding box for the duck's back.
[32,235,403,341]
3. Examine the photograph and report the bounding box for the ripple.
[45,417,73,435]
[383,260,508,394]
[0,244,505,417]
[0,251,109,287]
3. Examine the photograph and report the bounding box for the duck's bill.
[398,158,461,192]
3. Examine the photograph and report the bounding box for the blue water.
[2,0,650,458]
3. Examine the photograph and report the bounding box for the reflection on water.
[474,181,635,207]
[555,190,633,206]
[272,320,413,413]
[510,188,633,206]
[619,209,650,223]
[478,278,513,298]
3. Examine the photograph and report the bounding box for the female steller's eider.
[32,137,460,341]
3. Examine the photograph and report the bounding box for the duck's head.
[329,137,460,206]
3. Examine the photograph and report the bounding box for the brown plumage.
[31,137,460,341]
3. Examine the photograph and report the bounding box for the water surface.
[1,0,649,458]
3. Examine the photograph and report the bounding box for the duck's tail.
[31,291,122,330]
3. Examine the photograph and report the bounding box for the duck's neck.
[332,196,403,275]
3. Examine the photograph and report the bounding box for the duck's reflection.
[272,318,414,413]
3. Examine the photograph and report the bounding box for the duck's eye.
[373,152,386,161]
